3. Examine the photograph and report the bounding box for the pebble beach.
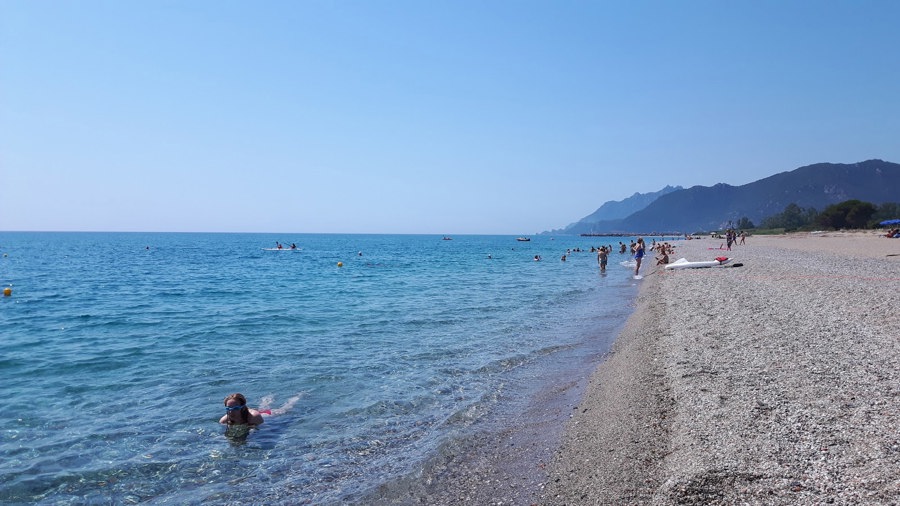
[542,231,900,504]
[364,231,899,505]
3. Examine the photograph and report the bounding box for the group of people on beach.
[578,238,679,276]
[723,230,747,250]
[884,228,900,238]
[653,241,676,266]
[708,230,748,250]
[550,240,649,275]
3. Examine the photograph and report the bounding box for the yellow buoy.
[3,287,11,297]
[337,262,343,267]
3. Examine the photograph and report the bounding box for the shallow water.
[0,232,643,504]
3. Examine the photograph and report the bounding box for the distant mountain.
[581,185,683,222]
[545,185,682,235]
[549,159,900,234]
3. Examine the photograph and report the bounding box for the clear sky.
[2,1,898,234]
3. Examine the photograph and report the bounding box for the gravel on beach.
[542,232,900,505]
[366,232,900,505]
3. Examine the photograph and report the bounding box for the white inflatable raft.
[665,257,732,270]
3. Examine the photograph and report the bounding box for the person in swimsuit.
[597,246,608,272]
[633,237,645,276]
[656,249,669,265]
[220,393,265,427]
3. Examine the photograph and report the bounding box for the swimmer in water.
[220,393,265,427]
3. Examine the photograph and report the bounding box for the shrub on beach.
[759,200,899,231]
[816,200,876,230]
[871,202,900,227]
[760,203,819,231]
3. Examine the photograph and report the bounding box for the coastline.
[542,231,900,504]
[364,288,634,506]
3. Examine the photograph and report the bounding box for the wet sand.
[542,231,900,504]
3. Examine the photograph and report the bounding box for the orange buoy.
[337,262,343,267]
[3,287,11,297]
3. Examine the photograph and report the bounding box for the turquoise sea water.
[1,232,643,504]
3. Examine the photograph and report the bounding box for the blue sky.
[2,1,898,234]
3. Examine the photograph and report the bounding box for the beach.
[542,231,900,504]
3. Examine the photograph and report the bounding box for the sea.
[0,232,648,505]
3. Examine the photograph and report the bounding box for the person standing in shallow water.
[633,237,645,276]
[220,393,265,427]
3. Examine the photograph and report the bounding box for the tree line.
[741,200,900,231]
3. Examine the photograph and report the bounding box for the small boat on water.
[442,236,453,240]
[516,237,531,242]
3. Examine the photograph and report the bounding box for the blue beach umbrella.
[879,219,900,226]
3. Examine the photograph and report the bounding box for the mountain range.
[547,159,900,234]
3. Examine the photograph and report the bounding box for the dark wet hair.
[224,393,250,425]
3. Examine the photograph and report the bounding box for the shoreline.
[542,231,900,504]
[363,288,636,505]
[359,231,899,504]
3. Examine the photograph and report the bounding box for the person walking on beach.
[633,237,645,276]
[220,393,265,427]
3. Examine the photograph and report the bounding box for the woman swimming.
[219,393,266,427]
